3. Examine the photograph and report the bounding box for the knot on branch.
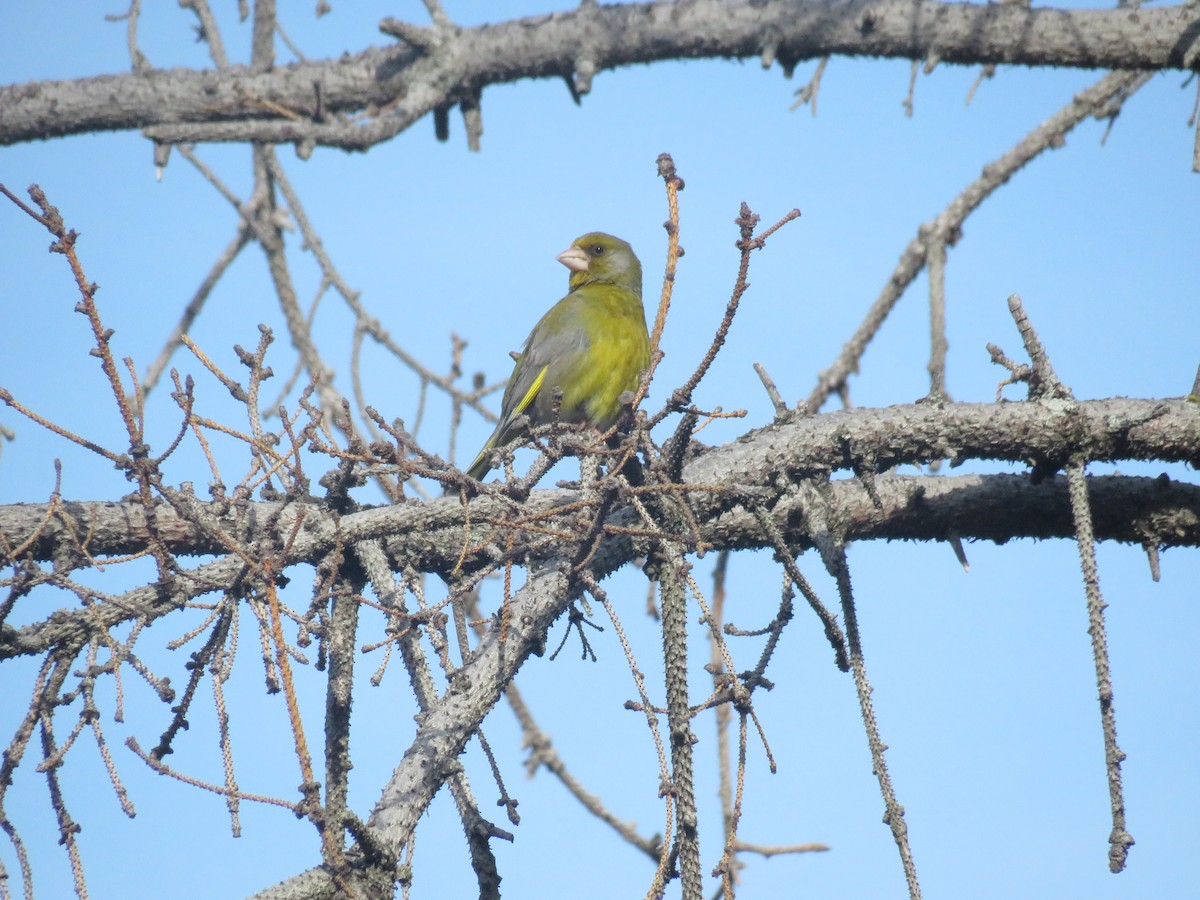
[378,18,459,53]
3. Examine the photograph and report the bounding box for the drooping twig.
[578,573,673,869]
[1066,465,1134,872]
[798,477,920,897]
[750,502,848,671]
[354,543,506,897]
[705,550,744,896]
[655,550,704,899]
[1001,294,1133,872]
[38,663,91,899]
[964,63,996,106]
[790,56,829,113]
[828,545,921,899]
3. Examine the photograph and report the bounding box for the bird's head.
[557,232,642,296]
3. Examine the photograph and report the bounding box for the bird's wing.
[507,362,547,420]
[502,297,590,424]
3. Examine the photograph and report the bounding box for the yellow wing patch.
[514,365,548,417]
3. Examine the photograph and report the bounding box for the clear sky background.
[1,3,1198,899]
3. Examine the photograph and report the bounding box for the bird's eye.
[590,244,605,256]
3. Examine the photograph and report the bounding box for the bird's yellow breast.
[552,284,650,428]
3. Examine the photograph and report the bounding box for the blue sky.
[1,3,1198,899]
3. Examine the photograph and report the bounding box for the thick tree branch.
[5,469,1193,583]
[3,397,1198,662]
[2,397,1196,561]
[3,1,1199,149]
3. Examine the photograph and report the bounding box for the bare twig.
[650,204,800,429]
[828,545,921,898]
[142,223,254,398]
[925,232,949,402]
[1066,466,1134,872]
[179,0,230,68]
[790,56,829,113]
[804,69,1151,413]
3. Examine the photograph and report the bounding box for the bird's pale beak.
[556,246,589,273]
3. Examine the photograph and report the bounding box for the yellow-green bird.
[464,232,651,482]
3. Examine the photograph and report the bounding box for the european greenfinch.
[464,232,651,482]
